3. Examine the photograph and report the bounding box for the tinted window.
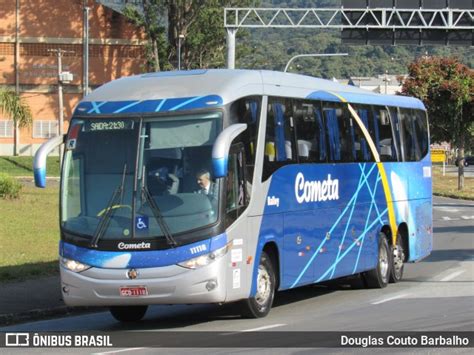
[322,103,354,163]
[293,100,327,163]
[262,98,296,181]
[414,109,429,159]
[399,108,425,161]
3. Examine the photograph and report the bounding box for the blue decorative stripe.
[60,233,227,269]
[289,163,379,288]
[306,90,426,110]
[316,208,388,283]
[74,95,223,116]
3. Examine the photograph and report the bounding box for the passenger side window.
[323,103,354,163]
[399,109,421,161]
[414,109,429,160]
[262,98,296,181]
[293,100,327,163]
[372,106,398,162]
[351,109,374,162]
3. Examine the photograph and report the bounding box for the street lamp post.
[83,3,90,96]
[178,34,185,70]
[284,53,348,73]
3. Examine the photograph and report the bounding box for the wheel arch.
[397,222,410,262]
[262,241,280,291]
[380,225,392,245]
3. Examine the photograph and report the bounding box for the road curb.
[433,192,474,201]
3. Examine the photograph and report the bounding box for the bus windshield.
[61,112,222,243]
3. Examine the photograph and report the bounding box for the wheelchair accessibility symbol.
[135,216,149,230]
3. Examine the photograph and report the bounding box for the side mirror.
[212,124,247,178]
[33,135,65,188]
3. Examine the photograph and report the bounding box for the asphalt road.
[1,196,473,353]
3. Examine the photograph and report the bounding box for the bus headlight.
[178,245,228,269]
[60,257,91,273]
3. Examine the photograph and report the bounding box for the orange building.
[0,0,146,155]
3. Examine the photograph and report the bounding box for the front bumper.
[60,256,227,306]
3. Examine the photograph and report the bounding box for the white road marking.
[371,293,410,305]
[240,323,286,332]
[440,270,466,282]
[461,216,474,220]
[434,207,460,213]
[221,323,286,336]
[93,348,147,354]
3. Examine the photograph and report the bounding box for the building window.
[0,120,14,138]
[33,121,58,139]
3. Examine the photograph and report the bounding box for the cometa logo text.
[295,172,339,203]
[118,242,151,250]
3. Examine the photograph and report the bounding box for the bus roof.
[75,69,425,115]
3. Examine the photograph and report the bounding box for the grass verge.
[432,166,474,200]
[0,156,60,177]
[0,184,59,282]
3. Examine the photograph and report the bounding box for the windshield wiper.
[141,185,178,247]
[90,164,127,248]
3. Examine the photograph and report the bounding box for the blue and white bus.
[34,69,432,321]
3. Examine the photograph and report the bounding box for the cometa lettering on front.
[295,172,339,204]
[117,242,151,250]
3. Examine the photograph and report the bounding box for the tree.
[123,0,168,71]
[400,56,474,190]
[123,0,252,71]
[0,89,32,156]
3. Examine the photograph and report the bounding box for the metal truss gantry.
[224,7,474,68]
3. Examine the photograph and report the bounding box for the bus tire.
[363,234,390,289]
[389,234,405,283]
[109,305,148,322]
[240,251,275,318]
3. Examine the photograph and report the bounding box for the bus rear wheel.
[109,305,148,322]
[240,251,275,318]
[363,234,391,288]
[390,234,405,283]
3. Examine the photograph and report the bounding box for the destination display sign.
[84,120,134,132]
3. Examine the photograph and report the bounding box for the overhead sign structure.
[224,3,473,68]
[341,0,473,45]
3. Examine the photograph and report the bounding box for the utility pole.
[83,1,90,96]
[14,0,20,156]
[48,48,74,166]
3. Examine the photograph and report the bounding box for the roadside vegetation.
[0,173,22,199]
[432,165,474,200]
[0,156,60,177]
[0,184,59,282]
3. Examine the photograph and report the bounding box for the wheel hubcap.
[255,265,271,307]
[392,245,404,278]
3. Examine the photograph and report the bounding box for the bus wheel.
[109,305,148,322]
[390,235,405,283]
[363,234,390,288]
[240,251,275,318]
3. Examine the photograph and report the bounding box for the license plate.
[119,286,148,297]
